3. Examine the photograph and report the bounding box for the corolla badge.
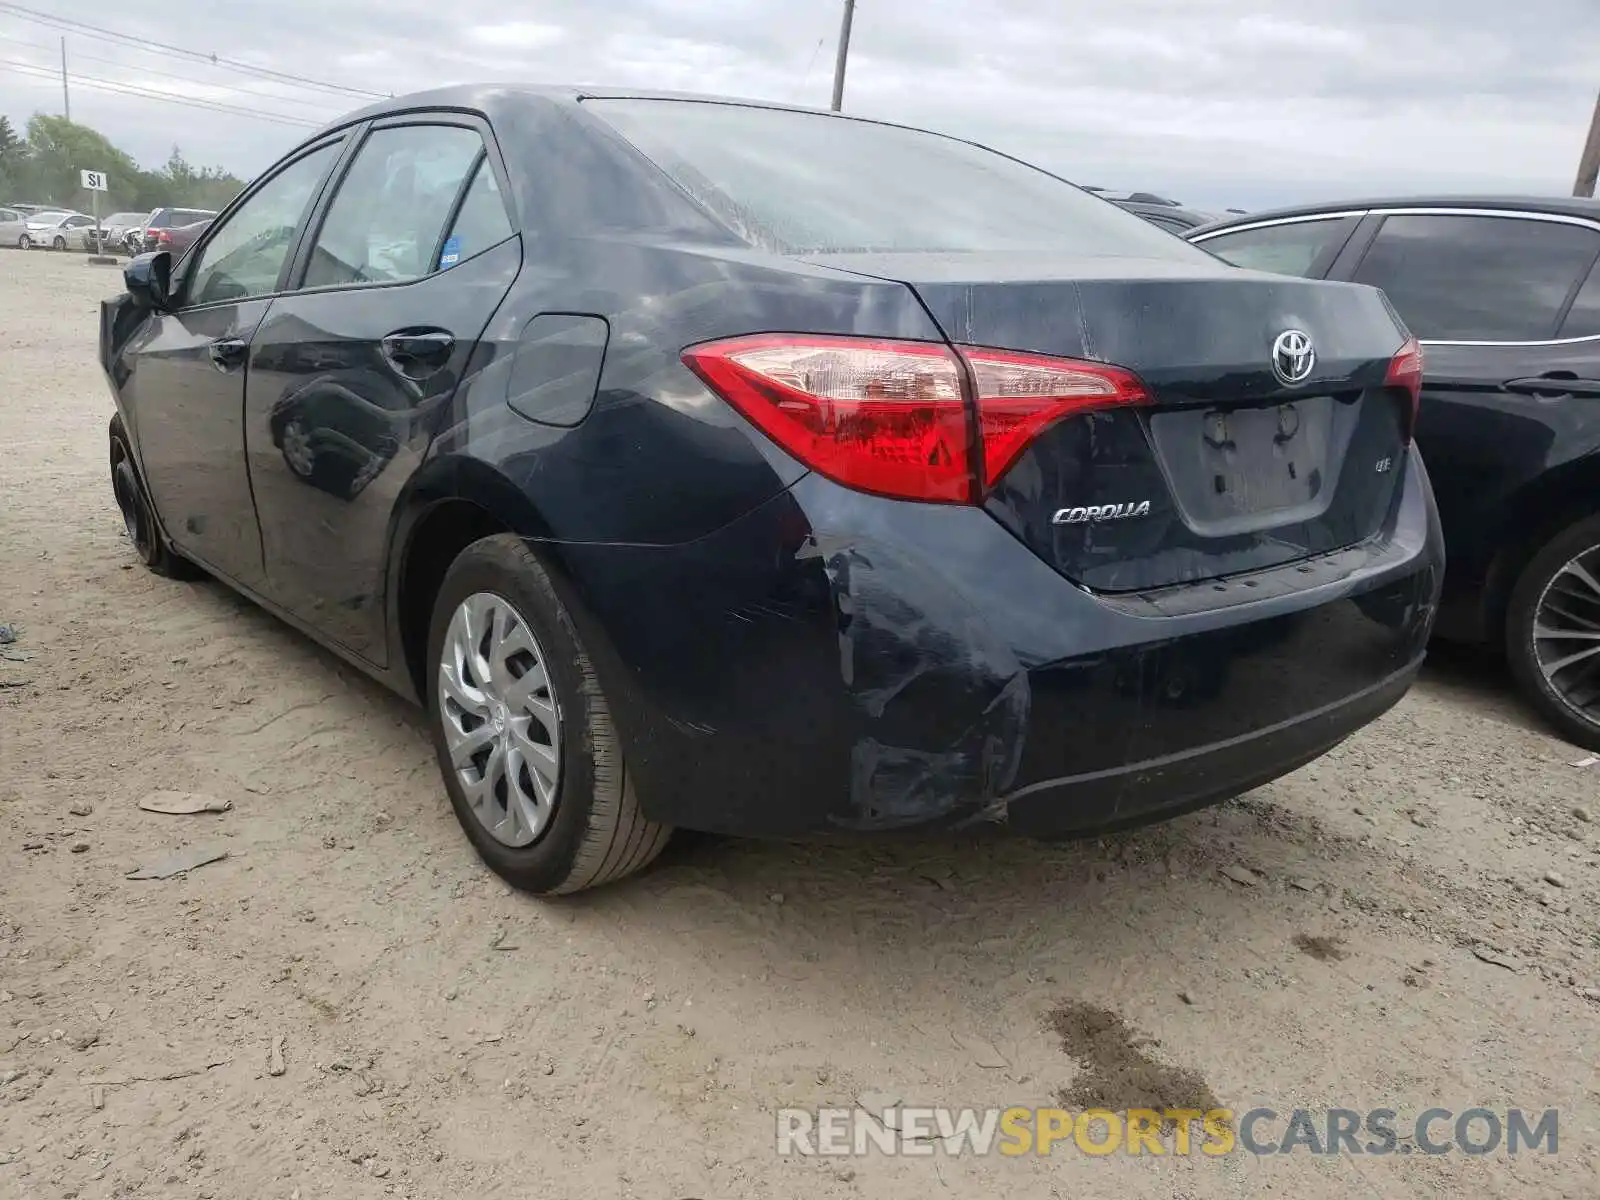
[1270,329,1316,386]
[1052,501,1151,524]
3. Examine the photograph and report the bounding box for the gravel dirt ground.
[2,249,1599,1199]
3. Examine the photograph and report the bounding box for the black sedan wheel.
[1507,514,1600,750]
[425,534,671,893]
[108,415,200,579]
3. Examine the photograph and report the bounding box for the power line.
[0,2,387,100]
[0,32,346,114]
[3,59,321,128]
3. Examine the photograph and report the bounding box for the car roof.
[308,82,1023,144]
[1190,194,1600,236]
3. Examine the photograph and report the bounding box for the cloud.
[0,0,1594,210]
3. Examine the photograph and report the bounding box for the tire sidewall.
[424,535,604,892]
[109,423,160,569]
[1506,513,1600,749]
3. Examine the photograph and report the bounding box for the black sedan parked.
[1190,197,1600,749]
[100,87,1442,893]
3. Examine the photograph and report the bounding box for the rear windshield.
[586,98,1205,259]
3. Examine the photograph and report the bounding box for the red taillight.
[154,229,172,244]
[962,346,1149,487]
[1385,336,1424,440]
[682,334,974,502]
[681,334,1150,503]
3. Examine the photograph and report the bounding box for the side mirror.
[123,251,174,311]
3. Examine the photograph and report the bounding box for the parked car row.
[1,202,217,254]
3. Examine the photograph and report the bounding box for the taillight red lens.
[1385,336,1424,440]
[682,334,1151,503]
[682,334,974,503]
[962,347,1150,487]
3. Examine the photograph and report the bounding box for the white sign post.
[80,169,108,253]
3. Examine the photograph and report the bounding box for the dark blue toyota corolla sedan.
[100,86,1443,893]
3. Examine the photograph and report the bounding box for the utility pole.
[60,35,70,122]
[1576,89,1600,199]
[830,0,856,112]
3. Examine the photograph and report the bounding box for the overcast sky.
[1,0,1596,211]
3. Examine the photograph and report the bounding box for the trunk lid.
[806,252,1413,592]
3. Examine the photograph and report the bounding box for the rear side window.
[438,156,513,269]
[1196,218,1348,277]
[587,98,1206,259]
[1352,214,1600,341]
[304,124,484,289]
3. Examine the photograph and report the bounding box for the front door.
[243,121,519,662]
[126,139,345,588]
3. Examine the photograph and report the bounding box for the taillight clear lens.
[682,334,973,503]
[682,334,1152,503]
[1385,336,1424,440]
[962,347,1150,487]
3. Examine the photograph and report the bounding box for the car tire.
[1505,513,1600,751]
[108,415,201,580]
[17,234,29,250]
[51,235,65,251]
[425,534,672,894]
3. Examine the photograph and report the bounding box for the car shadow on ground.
[1417,638,1544,735]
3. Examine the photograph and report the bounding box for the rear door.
[244,115,520,662]
[121,139,344,587]
[1332,210,1600,591]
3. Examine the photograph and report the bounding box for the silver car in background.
[0,206,30,248]
[79,211,152,253]
[19,210,94,250]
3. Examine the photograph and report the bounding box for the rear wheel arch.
[392,457,572,700]
[1480,453,1600,638]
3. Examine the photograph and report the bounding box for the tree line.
[0,113,245,215]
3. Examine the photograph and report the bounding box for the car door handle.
[1503,373,1600,399]
[381,329,455,378]
[208,337,247,372]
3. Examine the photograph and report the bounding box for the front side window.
[1196,218,1348,277]
[1352,214,1600,341]
[186,141,339,306]
[588,98,1206,259]
[304,124,484,289]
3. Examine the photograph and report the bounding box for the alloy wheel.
[17,234,29,250]
[438,591,563,847]
[1532,543,1600,730]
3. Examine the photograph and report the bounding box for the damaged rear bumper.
[550,445,1443,839]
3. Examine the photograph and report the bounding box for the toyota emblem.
[1270,329,1315,387]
